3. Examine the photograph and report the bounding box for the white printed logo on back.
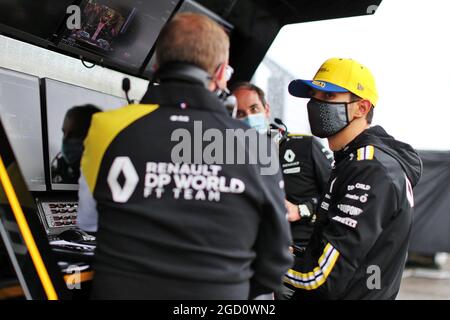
[170,115,190,122]
[143,162,245,202]
[107,157,139,203]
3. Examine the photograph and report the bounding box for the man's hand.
[285,200,301,222]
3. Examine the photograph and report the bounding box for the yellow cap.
[289,58,379,106]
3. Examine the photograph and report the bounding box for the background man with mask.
[51,104,101,184]
[283,58,422,299]
[78,13,292,299]
[232,82,332,249]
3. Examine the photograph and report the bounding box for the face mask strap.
[346,99,361,124]
[310,96,361,106]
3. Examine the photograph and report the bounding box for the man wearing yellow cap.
[283,58,423,299]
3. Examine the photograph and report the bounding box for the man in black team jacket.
[284,58,422,299]
[79,13,292,299]
[231,82,332,248]
[279,134,332,247]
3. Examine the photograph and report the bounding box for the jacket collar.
[140,81,229,116]
[333,126,386,163]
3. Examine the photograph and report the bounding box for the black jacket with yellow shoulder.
[279,134,332,245]
[284,126,422,300]
[81,75,292,299]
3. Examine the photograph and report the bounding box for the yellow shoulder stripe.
[81,104,159,193]
[356,146,375,161]
[287,133,312,137]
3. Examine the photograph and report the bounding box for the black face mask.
[307,98,358,138]
[61,138,84,165]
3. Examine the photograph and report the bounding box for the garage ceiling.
[196,0,383,82]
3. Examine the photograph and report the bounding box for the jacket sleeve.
[249,152,294,298]
[311,138,333,194]
[283,160,398,299]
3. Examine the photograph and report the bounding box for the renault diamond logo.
[284,149,296,163]
[107,157,139,203]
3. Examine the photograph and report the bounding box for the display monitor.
[0,68,46,192]
[43,78,127,191]
[0,0,74,40]
[57,0,180,75]
[143,0,234,78]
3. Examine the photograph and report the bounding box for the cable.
[80,57,96,69]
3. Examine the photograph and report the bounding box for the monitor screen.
[0,0,74,40]
[44,78,127,191]
[57,0,180,75]
[0,68,46,192]
[143,0,233,78]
